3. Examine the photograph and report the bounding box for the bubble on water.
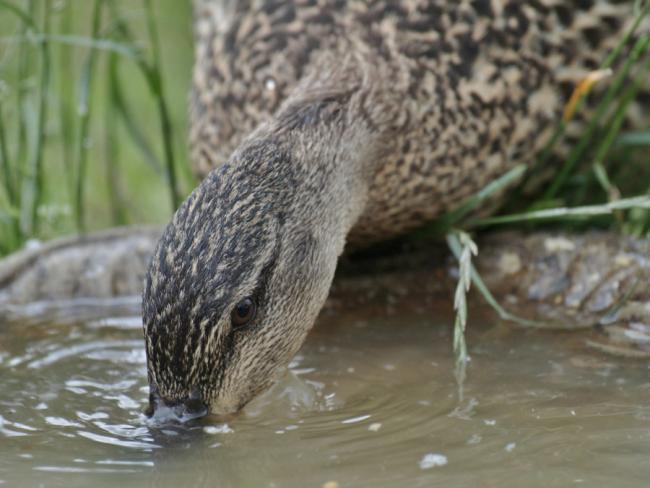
[368,423,382,432]
[204,424,234,435]
[419,453,448,469]
[467,434,482,445]
[505,442,516,452]
[341,414,371,425]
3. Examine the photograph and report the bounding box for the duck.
[142,0,637,417]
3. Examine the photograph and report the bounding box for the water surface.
[1,301,649,487]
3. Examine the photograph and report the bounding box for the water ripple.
[1,310,649,487]
[26,340,142,369]
[75,430,158,450]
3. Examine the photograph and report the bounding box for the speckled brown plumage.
[144,0,644,416]
[190,0,636,245]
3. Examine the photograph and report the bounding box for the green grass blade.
[0,0,37,30]
[12,0,34,226]
[525,3,650,200]
[473,196,650,226]
[105,52,129,226]
[591,54,650,198]
[108,2,182,211]
[0,102,21,252]
[74,0,103,232]
[442,164,527,227]
[20,0,51,236]
[109,57,163,174]
[0,102,15,205]
[602,2,650,69]
[56,2,75,202]
[543,34,650,200]
[446,232,547,329]
[0,33,141,60]
[143,0,180,211]
[446,231,476,397]
[616,131,650,147]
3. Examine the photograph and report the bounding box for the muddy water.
[0,301,649,488]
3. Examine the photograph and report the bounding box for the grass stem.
[543,34,650,201]
[143,0,180,211]
[20,0,51,236]
[74,0,103,232]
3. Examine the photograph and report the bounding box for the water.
[1,301,649,487]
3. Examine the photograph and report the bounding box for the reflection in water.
[0,302,649,487]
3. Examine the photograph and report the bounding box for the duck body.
[190,0,632,245]
[143,0,639,416]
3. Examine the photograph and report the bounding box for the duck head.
[142,136,347,418]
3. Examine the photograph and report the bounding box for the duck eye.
[231,297,256,326]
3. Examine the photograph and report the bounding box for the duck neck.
[243,64,386,256]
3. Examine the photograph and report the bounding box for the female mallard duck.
[143,0,638,417]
